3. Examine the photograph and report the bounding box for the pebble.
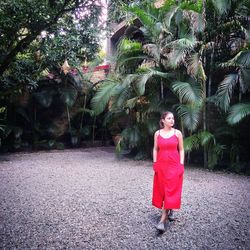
[0,147,249,250]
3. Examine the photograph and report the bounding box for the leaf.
[113,84,132,108]
[211,0,231,14]
[208,144,225,169]
[121,126,140,148]
[235,50,250,67]
[167,35,197,50]
[126,97,139,109]
[133,69,170,96]
[91,80,118,115]
[187,53,207,83]
[60,87,78,107]
[143,43,160,62]
[239,68,250,92]
[184,134,200,152]
[198,131,216,147]
[134,72,153,96]
[171,81,202,104]
[126,5,156,27]
[220,50,250,68]
[176,103,201,132]
[180,0,203,13]
[227,103,250,124]
[164,6,179,28]
[215,74,238,111]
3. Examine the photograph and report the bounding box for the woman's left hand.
[179,163,184,175]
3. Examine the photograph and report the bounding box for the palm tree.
[92,0,250,168]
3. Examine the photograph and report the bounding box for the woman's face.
[162,113,175,127]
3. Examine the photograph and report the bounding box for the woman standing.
[152,111,184,232]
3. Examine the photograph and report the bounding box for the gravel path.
[0,147,249,250]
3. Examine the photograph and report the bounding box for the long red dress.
[152,133,184,209]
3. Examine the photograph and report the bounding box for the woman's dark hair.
[159,111,174,128]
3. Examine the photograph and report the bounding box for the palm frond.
[143,95,163,114]
[215,74,238,111]
[208,144,225,169]
[117,55,148,68]
[183,11,205,33]
[133,69,170,96]
[145,117,159,135]
[126,5,156,27]
[235,0,250,17]
[235,50,250,67]
[179,0,203,13]
[150,68,170,79]
[164,6,179,28]
[143,44,160,62]
[117,38,142,52]
[211,0,231,14]
[171,81,202,104]
[116,38,144,69]
[113,85,133,108]
[122,74,138,88]
[167,35,197,50]
[121,126,141,148]
[220,50,250,68]
[160,0,176,12]
[198,131,216,147]
[176,103,201,131]
[184,134,200,152]
[134,71,154,96]
[227,103,250,124]
[167,47,188,68]
[126,97,139,109]
[239,68,250,92]
[186,53,206,82]
[91,80,119,115]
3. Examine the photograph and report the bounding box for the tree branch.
[0,0,89,77]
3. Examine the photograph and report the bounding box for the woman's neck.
[162,127,172,131]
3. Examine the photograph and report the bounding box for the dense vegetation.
[0,0,104,151]
[0,0,249,173]
[92,0,250,173]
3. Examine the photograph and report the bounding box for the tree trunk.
[202,0,208,168]
[0,33,40,76]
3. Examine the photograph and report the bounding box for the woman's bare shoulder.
[154,130,160,136]
[175,129,183,136]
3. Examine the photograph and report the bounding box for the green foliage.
[91,80,119,115]
[0,0,104,151]
[227,103,250,124]
[98,0,250,172]
[184,131,225,169]
[215,74,238,112]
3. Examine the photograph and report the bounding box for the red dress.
[152,133,184,209]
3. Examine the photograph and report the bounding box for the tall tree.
[0,0,101,76]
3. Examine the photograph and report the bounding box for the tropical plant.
[93,0,250,170]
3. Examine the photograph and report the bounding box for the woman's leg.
[159,209,169,222]
[156,208,169,231]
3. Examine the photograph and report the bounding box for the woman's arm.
[177,130,185,164]
[153,130,159,162]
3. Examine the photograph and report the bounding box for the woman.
[152,111,184,232]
